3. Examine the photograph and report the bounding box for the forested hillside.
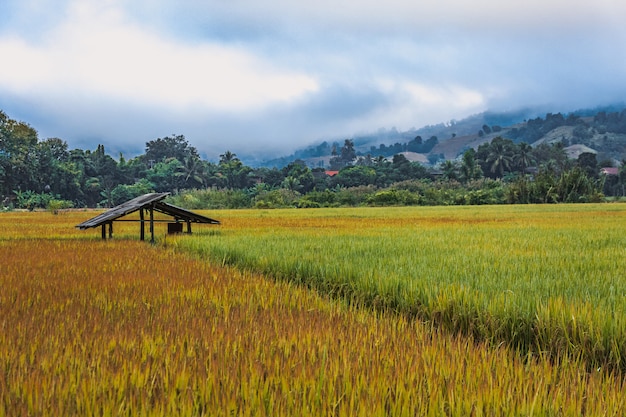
[1,107,625,211]
[268,105,626,167]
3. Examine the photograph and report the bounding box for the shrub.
[367,189,420,206]
[47,199,74,214]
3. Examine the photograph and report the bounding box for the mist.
[1,0,625,160]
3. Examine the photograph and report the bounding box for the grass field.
[1,206,626,415]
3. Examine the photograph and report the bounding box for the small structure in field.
[75,193,220,242]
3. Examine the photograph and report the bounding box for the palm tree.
[513,142,535,174]
[486,137,513,178]
[440,160,459,181]
[178,155,206,188]
[460,148,482,182]
[219,150,238,165]
[281,176,302,192]
[218,151,247,189]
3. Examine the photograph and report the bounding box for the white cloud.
[0,0,319,112]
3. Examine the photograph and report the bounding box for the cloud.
[0,1,318,113]
[168,0,626,37]
[1,0,626,160]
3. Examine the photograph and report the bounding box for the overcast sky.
[1,0,625,159]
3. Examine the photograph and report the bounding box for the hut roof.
[76,193,219,230]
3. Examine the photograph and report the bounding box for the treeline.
[1,110,625,211]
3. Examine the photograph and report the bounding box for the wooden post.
[186,220,192,234]
[140,209,145,241]
[101,224,106,240]
[149,204,155,243]
[108,222,113,239]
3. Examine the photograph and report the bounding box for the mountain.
[257,104,626,168]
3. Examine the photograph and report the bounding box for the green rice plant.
[171,204,626,373]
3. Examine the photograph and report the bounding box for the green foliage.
[329,139,357,170]
[334,185,377,206]
[1,108,623,209]
[144,134,197,163]
[254,189,299,208]
[217,151,253,189]
[507,167,604,204]
[168,188,253,209]
[296,190,337,207]
[13,190,59,210]
[108,179,155,206]
[47,199,74,214]
[146,158,185,192]
[331,165,377,188]
[367,189,420,206]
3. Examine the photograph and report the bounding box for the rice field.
[1,207,626,415]
[171,204,626,373]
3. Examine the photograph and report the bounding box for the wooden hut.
[76,193,219,242]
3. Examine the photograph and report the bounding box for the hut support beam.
[149,204,155,243]
[140,209,145,241]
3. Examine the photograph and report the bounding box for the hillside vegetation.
[278,105,626,166]
[2,106,626,211]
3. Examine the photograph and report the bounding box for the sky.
[1,0,626,160]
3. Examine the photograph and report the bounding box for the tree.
[460,149,482,182]
[146,158,185,193]
[218,151,252,189]
[219,150,238,165]
[38,138,69,162]
[89,144,119,180]
[254,167,285,188]
[145,134,197,164]
[0,111,39,197]
[281,176,302,192]
[356,154,374,167]
[109,179,155,206]
[329,139,356,170]
[555,166,603,203]
[485,136,514,178]
[440,160,459,181]
[513,142,535,174]
[32,138,84,203]
[331,166,377,188]
[282,160,315,192]
[423,136,439,153]
[577,152,598,179]
[617,160,626,197]
[177,154,207,188]
[531,142,569,175]
[406,136,423,152]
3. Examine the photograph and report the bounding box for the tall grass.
[171,204,626,373]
